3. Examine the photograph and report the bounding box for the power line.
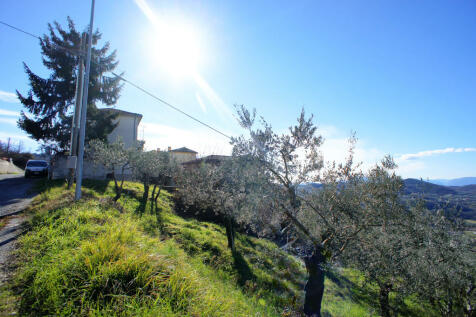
[111,72,231,139]
[0,20,231,140]
[0,20,84,57]
[0,21,39,40]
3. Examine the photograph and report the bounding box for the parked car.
[25,160,49,178]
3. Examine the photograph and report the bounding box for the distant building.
[168,147,198,163]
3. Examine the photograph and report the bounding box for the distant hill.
[403,178,457,195]
[403,178,476,220]
[300,179,476,220]
[428,177,476,186]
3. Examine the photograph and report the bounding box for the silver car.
[25,160,49,178]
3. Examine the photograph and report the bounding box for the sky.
[0,0,475,179]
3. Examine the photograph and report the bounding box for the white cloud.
[313,125,385,170]
[0,132,37,153]
[0,131,30,141]
[396,160,426,177]
[398,147,476,161]
[320,136,384,171]
[140,121,232,156]
[0,117,18,125]
[0,109,20,116]
[0,91,19,103]
[318,124,340,138]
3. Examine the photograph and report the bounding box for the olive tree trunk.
[378,283,392,317]
[303,247,326,317]
[225,216,236,252]
[140,181,150,213]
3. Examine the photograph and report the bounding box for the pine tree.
[16,17,123,152]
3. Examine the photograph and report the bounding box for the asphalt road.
[0,174,37,217]
[0,174,37,284]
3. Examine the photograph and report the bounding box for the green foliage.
[2,179,414,316]
[231,106,473,316]
[128,147,177,212]
[88,138,131,200]
[403,201,476,316]
[12,183,267,316]
[16,17,122,152]
[176,158,269,251]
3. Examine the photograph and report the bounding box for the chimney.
[168,146,171,152]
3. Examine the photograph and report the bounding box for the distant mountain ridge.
[403,178,476,220]
[300,179,476,220]
[428,177,476,186]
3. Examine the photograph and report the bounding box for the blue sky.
[0,0,475,179]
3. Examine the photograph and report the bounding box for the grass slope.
[0,180,435,316]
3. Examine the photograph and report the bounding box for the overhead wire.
[0,20,232,140]
[0,21,84,57]
[110,72,231,139]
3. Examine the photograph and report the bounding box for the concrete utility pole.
[67,33,86,189]
[75,0,96,201]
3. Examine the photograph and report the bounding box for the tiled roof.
[170,147,197,153]
[98,108,143,118]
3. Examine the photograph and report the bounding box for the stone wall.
[51,155,133,180]
[0,159,23,174]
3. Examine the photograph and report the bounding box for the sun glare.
[153,20,202,78]
[138,2,203,79]
[135,0,232,118]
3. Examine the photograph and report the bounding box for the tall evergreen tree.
[16,17,122,152]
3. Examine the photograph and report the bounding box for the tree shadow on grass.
[34,178,64,192]
[82,179,109,194]
[136,199,148,215]
[232,250,255,286]
[325,269,381,310]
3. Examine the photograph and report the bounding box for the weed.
[3,179,436,316]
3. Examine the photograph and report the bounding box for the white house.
[168,146,198,163]
[51,108,142,179]
[101,109,142,149]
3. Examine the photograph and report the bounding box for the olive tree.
[405,202,476,317]
[150,153,178,212]
[232,105,411,316]
[338,161,413,317]
[88,138,130,201]
[177,157,268,252]
[129,149,173,212]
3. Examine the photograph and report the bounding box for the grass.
[0,179,438,316]
[0,217,8,230]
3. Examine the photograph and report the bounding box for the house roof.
[98,108,143,119]
[170,147,197,154]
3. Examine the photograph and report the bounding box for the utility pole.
[75,0,96,201]
[67,33,86,189]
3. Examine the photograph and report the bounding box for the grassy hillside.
[0,180,436,316]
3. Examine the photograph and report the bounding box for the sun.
[141,12,203,79]
[157,21,201,78]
